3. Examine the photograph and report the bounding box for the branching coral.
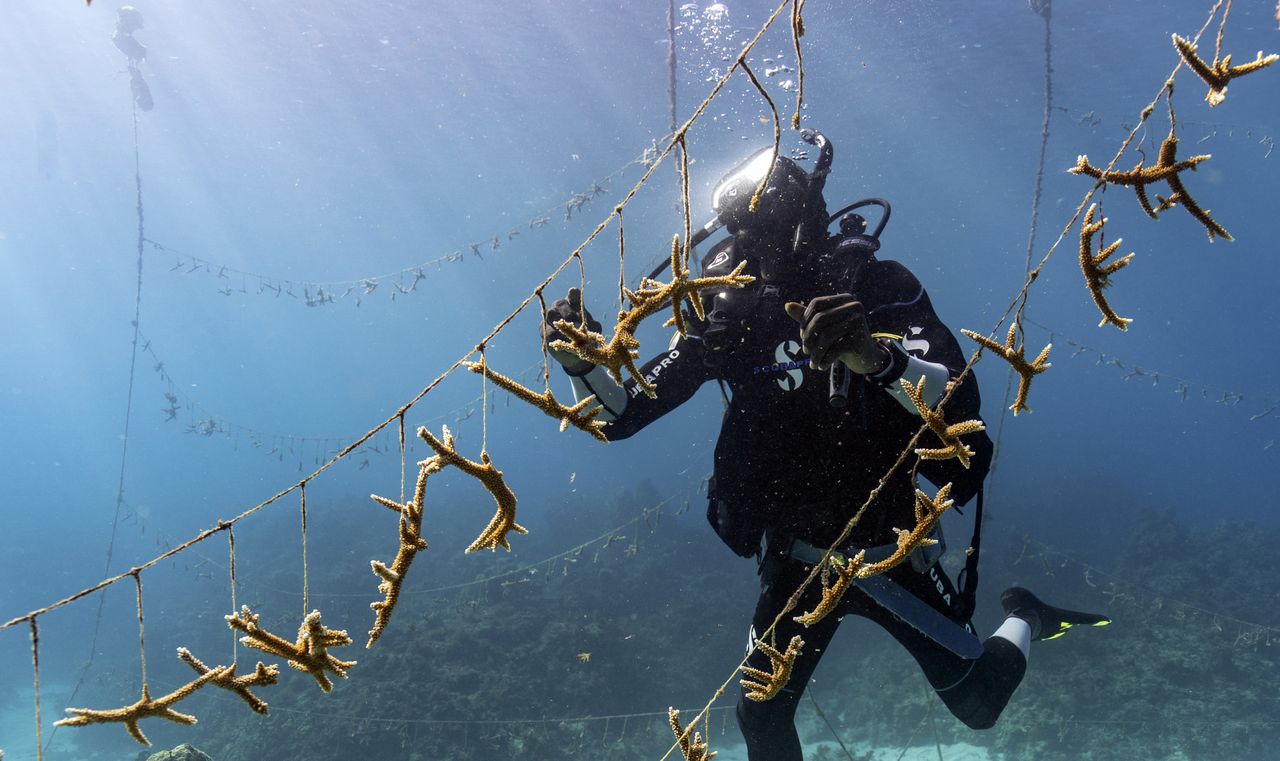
[550,236,753,397]
[226,606,355,693]
[1172,33,1277,107]
[741,635,805,702]
[668,707,717,761]
[793,554,857,627]
[1078,203,1136,330]
[176,647,279,715]
[899,377,985,468]
[417,425,526,552]
[464,357,607,442]
[961,322,1051,414]
[367,457,443,646]
[852,484,954,579]
[1070,129,1231,242]
[54,669,221,746]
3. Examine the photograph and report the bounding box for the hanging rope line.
[1,0,800,637]
[989,0,1054,505]
[7,3,1274,759]
[1021,317,1279,428]
[133,326,544,471]
[47,59,152,755]
[146,146,657,308]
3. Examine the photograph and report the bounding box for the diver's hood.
[711,148,812,236]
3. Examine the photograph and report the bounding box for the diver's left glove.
[784,294,890,374]
[542,287,603,375]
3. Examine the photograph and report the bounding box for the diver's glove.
[784,294,890,374]
[542,287,602,375]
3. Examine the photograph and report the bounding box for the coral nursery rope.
[0,0,799,635]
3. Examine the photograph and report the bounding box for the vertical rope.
[988,0,1053,503]
[31,618,44,761]
[226,524,238,663]
[398,412,406,504]
[789,0,807,128]
[666,0,678,137]
[133,571,147,689]
[64,77,151,746]
[1214,0,1232,64]
[616,210,626,309]
[300,483,310,615]
[677,137,692,269]
[480,346,489,455]
[536,290,552,390]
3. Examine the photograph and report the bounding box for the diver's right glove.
[542,287,602,375]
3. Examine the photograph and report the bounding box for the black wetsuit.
[580,235,1022,759]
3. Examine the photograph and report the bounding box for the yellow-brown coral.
[417,425,526,552]
[668,707,717,761]
[1077,203,1136,330]
[741,635,805,702]
[54,669,221,746]
[852,483,954,579]
[176,647,279,715]
[1070,129,1230,242]
[1172,33,1277,107]
[226,606,355,693]
[793,554,857,627]
[367,457,443,646]
[899,377,985,468]
[961,322,1051,414]
[465,357,607,442]
[550,237,753,397]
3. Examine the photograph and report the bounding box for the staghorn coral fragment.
[464,357,607,443]
[1070,129,1231,242]
[899,376,985,468]
[366,457,443,647]
[551,244,753,397]
[961,322,1051,414]
[793,552,859,627]
[1078,203,1136,330]
[417,425,527,552]
[741,635,805,702]
[226,606,355,692]
[53,669,222,746]
[668,707,717,761]
[1172,33,1277,107]
[852,484,954,579]
[176,647,279,715]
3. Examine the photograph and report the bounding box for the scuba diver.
[541,131,1109,760]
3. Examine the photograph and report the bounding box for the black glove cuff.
[868,339,911,388]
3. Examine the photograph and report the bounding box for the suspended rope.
[988,0,1054,505]
[1020,316,1279,427]
[134,327,544,471]
[148,147,649,308]
[49,26,151,751]
[11,2,1275,759]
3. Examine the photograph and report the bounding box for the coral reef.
[145,744,214,761]
[668,708,716,761]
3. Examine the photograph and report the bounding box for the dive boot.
[1001,586,1111,641]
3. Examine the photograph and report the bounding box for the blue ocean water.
[1,1,1278,760]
